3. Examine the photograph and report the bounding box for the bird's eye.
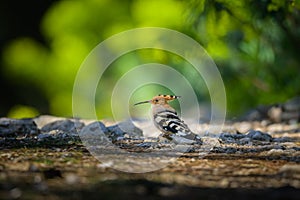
[155,99,159,103]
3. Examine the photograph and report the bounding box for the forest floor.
[0,114,300,199]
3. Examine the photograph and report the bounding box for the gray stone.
[80,121,107,136]
[219,130,274,144]
[238,137,252,145]
[284,97,300,111]
[246,130,273,142]
[272,137,293,143]
[0,118,38,137]
[37,133,53,140]
[37,129,80,144]
[79,121,109,145]
[212,146,237,154]
[240,96,300,122]
[107,120,143,141]
[41,119,85,135]
[219,132,234,143]
[219,132,245,143]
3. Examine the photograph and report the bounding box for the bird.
[134,94,202,145]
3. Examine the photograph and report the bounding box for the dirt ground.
[0,117,300,199]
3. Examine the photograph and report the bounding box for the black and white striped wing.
[153,110,191,135]
[153,110,202,144]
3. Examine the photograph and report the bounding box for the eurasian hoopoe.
[134,94,202,145]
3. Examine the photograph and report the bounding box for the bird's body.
[134,94,202,144]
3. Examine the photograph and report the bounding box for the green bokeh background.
[1,0,300,119]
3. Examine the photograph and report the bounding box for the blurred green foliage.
[7,105,39,119]
[192,0,300,115]
[2,0,300,118]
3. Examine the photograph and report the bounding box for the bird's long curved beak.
[134,100,151,106]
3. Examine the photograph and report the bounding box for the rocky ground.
[0,98,300,199]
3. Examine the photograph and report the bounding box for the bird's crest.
[134,94,180,106]
[157,94,180,101]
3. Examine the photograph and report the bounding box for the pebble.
[272,137,293,143]
[37,133,53,140]
[278,164,300,178]
[266,149,284,156]
[65,173,80,185]
[239,137,252,145]
[220,130,273,144]
[97,161,114,168]
[10,187,22,199]
[28,164,39,172]
[234,122,253,133]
